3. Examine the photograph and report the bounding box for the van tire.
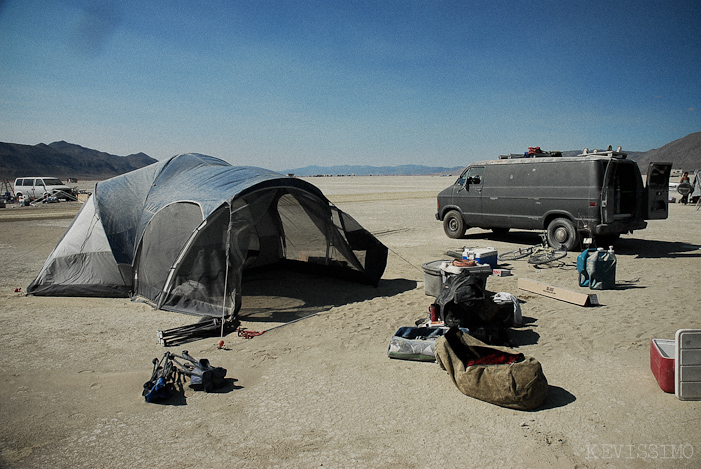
[547,218,578,250]
[443,210,467,239]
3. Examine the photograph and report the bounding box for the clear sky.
[1,0,699,171]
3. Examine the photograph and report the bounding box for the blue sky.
[1,0,699,170]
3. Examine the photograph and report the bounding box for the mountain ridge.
[1,132,699,180]
[0,141,158,180]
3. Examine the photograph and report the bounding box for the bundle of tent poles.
[157,316,240,346]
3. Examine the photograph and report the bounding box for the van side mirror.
[468,176,480,184]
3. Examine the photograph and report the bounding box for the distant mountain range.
[281,164,464,176]
[1,133,699,180]
[284,133,701,176]
[0,141,157,180]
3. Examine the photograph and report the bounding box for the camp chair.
[142,352,180,403]
[169,350,227,392]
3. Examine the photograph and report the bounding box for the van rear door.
[644,162,672,220]
[600,160,617,224]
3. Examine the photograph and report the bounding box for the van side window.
[648,166,667,186]
[465,167,484,184]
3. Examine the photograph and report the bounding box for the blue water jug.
[578,248,617,290]
[587,248,617,290]
[577,249,597,287]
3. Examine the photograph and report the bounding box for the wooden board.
[518,277,599,307]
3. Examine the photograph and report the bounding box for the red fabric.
[466,352,520,367]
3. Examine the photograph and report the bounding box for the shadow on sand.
[615,238,701,259]
[147,378,243,406]
[508,324,541,347]
[239,264,417,324]
[538,385,577,410]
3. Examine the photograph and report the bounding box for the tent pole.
[221,207,233,338]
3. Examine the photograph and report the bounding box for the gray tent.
[28,153,387,318]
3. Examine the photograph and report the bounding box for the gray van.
[436,150,671,250]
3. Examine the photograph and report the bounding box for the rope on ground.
[237,327,265,339]
[386,245,424,277]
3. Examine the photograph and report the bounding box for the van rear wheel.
[547,218,578,250]
[443,210,467,239]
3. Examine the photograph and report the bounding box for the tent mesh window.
[136,202,204,305]
[160,206,232,316]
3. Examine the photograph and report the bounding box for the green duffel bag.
[435,327,548,410]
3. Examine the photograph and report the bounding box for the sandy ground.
[0,176,699,468]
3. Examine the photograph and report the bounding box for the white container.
[470,247,497,268]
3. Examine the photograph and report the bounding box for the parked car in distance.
[13,177,76,200]
[436,148,672,250]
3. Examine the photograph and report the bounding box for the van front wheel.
[443,210,467,239]
[547,218,578,250]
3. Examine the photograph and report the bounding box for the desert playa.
[1,175,699,468]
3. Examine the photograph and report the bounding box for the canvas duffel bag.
[434,327,548,410]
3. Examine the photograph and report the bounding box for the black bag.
[435,271,513,345]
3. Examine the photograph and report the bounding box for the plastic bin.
[422,260,493,297]
[422,260,446,297]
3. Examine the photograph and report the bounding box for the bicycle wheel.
[498,246,534,261]
[528,249,567,265]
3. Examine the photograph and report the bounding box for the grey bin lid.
[422,260,449,274]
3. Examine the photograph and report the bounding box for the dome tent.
[28,154,388,319]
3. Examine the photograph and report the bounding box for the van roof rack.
[578,146,627,159]
[498,151,562,159]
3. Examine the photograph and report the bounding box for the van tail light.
[590,202,597,206]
